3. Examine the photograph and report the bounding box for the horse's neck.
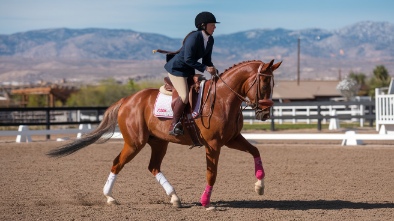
[215,62,260,98]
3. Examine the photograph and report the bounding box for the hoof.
[170,193,182,208]
[204,205,216,211]
[255,179,265,195]
[105,195,119,205]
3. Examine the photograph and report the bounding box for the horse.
[48,59,282,209]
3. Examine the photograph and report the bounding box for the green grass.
[241,123,371,131]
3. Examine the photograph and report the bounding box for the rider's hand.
[206,66,217,75]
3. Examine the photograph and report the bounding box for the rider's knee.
[179,94,188,104]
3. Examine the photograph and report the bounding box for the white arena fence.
[1,100,391,145]
[0,101,375,130]
[244,104,368,124]
[242,100,375,130]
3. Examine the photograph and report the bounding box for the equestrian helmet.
[195,12,220,28]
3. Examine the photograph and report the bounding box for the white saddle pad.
[153,92,173,118]
[153,80,205,119]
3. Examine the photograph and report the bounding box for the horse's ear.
[271,61,282,71]
[269,59,275,67]
[261,59,275,72]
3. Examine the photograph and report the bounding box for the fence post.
[270,107,275,131]
[306,107,310,124]
[96,108,100,122]
[375,88,380,131]
[317,105,322,131]
[360,104,364,127]
[292,107,296,124]
[278,107,283,124]
[368,104,374,127]
[270,119,275,131]
[46,108,50,140]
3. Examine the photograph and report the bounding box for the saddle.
[160,74,207,148]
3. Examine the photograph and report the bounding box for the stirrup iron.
[169,122,183,136]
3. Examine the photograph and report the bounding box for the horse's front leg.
[225,133,265,195]
[201,144,222,209]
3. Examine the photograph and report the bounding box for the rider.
[165,11,219,136]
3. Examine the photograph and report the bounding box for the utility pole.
[297,37,300,86]
[338,68,342,80]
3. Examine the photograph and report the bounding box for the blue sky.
[1,0,393,38]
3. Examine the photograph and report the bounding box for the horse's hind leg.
[103,142,144,204]
[148,137,181,207]
[225,133,265,195]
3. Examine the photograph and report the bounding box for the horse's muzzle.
[255,108,270,121]
[255,99,274,121]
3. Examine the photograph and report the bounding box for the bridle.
[214,63,274,111]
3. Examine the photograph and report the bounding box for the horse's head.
[246,59,282,121]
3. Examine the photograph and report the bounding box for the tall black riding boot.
[169,97,187,136]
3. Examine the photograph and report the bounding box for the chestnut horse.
[48,59,282,209]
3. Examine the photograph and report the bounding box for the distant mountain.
[0,21,393,83]
[215,21,394,60]
[0,28,181,60]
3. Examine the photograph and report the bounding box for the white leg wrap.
[103,172,117,196]
[155,172,175,196]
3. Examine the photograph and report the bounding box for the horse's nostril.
[255,109,270,121]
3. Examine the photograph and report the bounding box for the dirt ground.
[0,135,393,221]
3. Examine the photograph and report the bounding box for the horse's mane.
[221,60,263,74]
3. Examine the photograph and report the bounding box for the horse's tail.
[47,98,124,158]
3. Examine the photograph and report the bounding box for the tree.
[26,95,47,107]
[348,72,368,96]
[368,65,391,97]
[66,78,136,106]
[65,78,164,107]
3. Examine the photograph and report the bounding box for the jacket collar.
[201,30,210,49]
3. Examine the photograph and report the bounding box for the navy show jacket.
[164,31,214,77]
